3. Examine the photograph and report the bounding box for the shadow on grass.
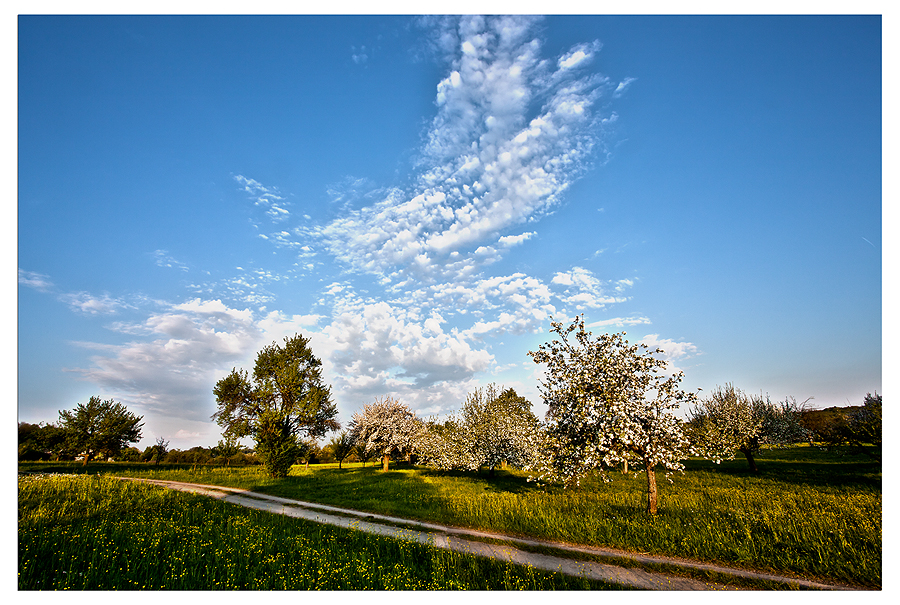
[682,447,881,491]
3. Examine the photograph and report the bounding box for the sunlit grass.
[21,445,881,587]
[18,473,625,590]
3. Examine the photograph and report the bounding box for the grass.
[18,473,625,590]
[21,445,881,588]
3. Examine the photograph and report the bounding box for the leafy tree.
[353,439,374,467]
[529,316,696,515]
[815,393,882,461]
[153,437,170,467]
[350,397,420,471]
[58,397,144,465]
[329,431,356,469]
[845,392,882,460]
[689,386,811,472]
[212,334,339,477]
[118,446,143,461]
[212,436,242,465]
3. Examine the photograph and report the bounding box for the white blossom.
[528,316,696,514]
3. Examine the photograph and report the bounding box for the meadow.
[19,445,881,589]
[18,472,623,590]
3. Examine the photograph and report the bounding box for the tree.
[354,439,374,467]
[212,334,339,477]
[418,385,543,475]
[19,422,67,461]
[688,385,810,472]
[329,431,356,469]
[815,392,882,461]
[844,392,882,461]
[58,397,144,465]
[212,437,242,465]
[350,397,420,471]
[153,437,170,467]
[529,316,696,515]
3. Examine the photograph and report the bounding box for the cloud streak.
[310,16,615,285]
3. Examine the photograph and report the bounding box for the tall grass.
[21,446,881,587]
[18,473,622,590]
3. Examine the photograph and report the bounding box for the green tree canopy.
[212,334,339,477]
[58,397,144,465]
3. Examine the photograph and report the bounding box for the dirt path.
[121,477,857,591]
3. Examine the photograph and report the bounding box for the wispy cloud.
[587,316,652,329]
[62,292,129,315]
[234,175,290,222]
[18,268,53,292]
[153,250,189,272]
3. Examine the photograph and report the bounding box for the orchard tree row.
[209,318,881,515]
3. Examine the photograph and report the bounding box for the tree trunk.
[622,459,628,474]
[645,464,658,515]
[740,447,759,473]
[382,454,390,471]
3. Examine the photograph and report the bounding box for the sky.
[16,13,883,450]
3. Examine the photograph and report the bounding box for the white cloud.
[62,292,128,315]
[551,267,628,310]
[310,15,613,284]
[640,334,700,361]
[153,250,189,271]
[234,174,290,222]
[18,269,53,292]
[587,316,652,329]
[498,231,535,247]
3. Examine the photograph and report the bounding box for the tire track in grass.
[118,478,857,591]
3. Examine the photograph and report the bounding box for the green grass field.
[19,445,881,589]
[18,473,624,590]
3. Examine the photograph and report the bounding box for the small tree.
[212,437,242,465]
[529,316,696,515]
[818,392,882,461]
[350,397,419,471]
[329,431,356,469]
[689,386,810,473]
[153,436,170,467]
[418,385,543,475]
[58,397,144,465]
[212,334,340,477]
[353,440,374,467]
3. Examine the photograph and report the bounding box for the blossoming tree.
[418,385,543,475]
[350,396,420,471]
[688,384,810,472]
[529,316,696,515]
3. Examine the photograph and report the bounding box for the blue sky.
[17,14,882,449]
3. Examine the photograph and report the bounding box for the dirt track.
[121,477,858,591]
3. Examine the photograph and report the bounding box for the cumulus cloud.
[68,299,324,427]
[551,267,628,309]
